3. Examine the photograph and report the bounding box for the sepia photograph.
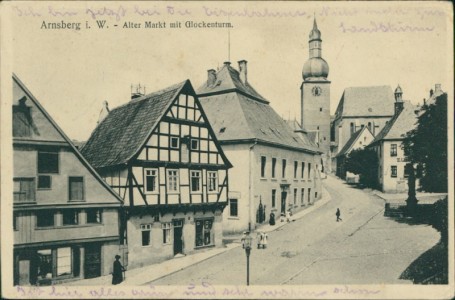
[1,1,453,299]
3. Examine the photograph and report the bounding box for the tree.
[403,93,448,192]
[345,148,379,188]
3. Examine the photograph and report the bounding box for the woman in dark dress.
[112,255,125,285]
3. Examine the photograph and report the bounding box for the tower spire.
[313,14,318,30]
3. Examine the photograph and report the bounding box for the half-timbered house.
[12,74,123,285]
[81,80,231,269]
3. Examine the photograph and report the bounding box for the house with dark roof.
[335,126,374,181]
[12,74,123,285]
[367,86,419,193]
[81,80,231,269]
[198,61,323,234]
[330,85,396,170]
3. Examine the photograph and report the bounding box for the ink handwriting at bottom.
[222,286,253,297]
[131,284,174,298]
[184,281,216,296]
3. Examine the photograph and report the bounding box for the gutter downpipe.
[248,139,258,232]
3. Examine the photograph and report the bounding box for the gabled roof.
[370,101,417,144]
[197,64,269,103]
[82,81,188,169]
[336,126,372,157]
[334,85,395,118]
[197,66,320,153]
[12,74,123,204]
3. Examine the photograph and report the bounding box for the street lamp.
[244,232,253,286]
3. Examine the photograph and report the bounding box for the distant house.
[12,74,123,285]
[81,80,231,269]
[331,85,396,170]
[335,126,374,182]
[198,61,322,234]
[367,86,419,193]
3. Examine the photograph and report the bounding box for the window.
[368,122,372,131]
[86,209,102,224]
[404,164,412,178]
[37,249,53,278]
[190,171,202,193]
[170,137,179,149]
[191,139,199,150]
[308,163,312,179]
[38,151,59,174]
[319,107,323,112]
[167,169,179,193]
[293,188,297,205]
[162,223,172,244]
[272,189,276,208]
[195,219,213,247]
[13,178,35,203]
[69,177,84,201]
[350,122,354,135]
[36,210,54,227]
[315,191,318,198]
[144,169,158,193]
[38,175,51,189]
[62,210,79,225]
[390,144,397,157]
[391,166,397,178]
[260,156,266,178]
[207,171,218,192]
[308,188,312,204]
[282,159,286,178]
[57,247,72,276]
[301,162,305,179]
[13,213,18,230]
[141,224,152,246]
[271,158,277,178]
[301,188,305,205]
[294,161,298,178]
[229,199,238,217]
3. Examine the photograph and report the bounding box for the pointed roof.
[197,63,269,103]
[336,126,373,157]
[334,85,395,118]
[12,74,123,203]
[370,101,417,144]
[82,80,189,169]
[309,16,321,41]
[197,65,320,153]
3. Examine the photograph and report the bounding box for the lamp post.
[244,232,253,286]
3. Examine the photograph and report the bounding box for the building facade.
[300,18,331,172]
[81,80,231,269]
[12,75,123,285]
[368,86,419,193]
[198,61,322,234]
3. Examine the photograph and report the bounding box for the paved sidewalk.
[67,186,331,286]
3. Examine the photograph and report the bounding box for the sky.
[7,1,453,141]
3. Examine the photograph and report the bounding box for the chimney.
[131,83,145,100]
[207,69,216,87]
[97,101,110,125]
[429,89,434,97]
[223,61,231,67]
[238,60,248,85]
[435,83,442,94]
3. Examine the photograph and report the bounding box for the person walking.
[336,208,342,222]
[112,255,125,285]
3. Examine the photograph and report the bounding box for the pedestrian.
[112,255,125,285]
[286,209,291,222]
[336,208,342,222]
[269,212,275,226]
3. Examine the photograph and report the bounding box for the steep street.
[150,176,440,285]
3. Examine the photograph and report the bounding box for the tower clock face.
[312,86,322,96]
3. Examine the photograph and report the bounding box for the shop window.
[63,210,79,225]
[57,247,72,276]
[391,166,397,178]
[195,219,213,247]
[144,169,158,193]
[38,151,59,174]
[86,209,102,224]
[37,249,53,279]
[13,178,35,203]
[167,169,179,193]
[141,224,152,246]
[69,177,84,201]
[229,199,238,217]
[162,223,172,244]
[260,156,266,178]
[207,171,218,192]
[390,144,397,157]
[190,170,202,193]
[271,189,276,208]
[36,210,54,227]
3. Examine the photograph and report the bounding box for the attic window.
[219,127,226,133]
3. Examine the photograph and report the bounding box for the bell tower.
[301,17,331,171]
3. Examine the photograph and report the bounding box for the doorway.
[281,191,287,214]
[173,219,184,255]
[84,244,101,279]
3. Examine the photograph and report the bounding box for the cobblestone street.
[150,176,440,285]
